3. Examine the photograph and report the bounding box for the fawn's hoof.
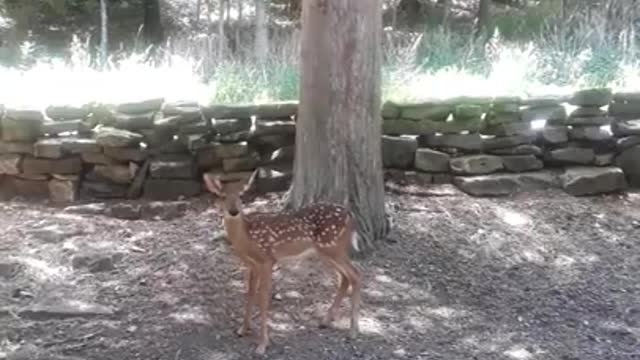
[236,326,251,337]
[255,343,268,355]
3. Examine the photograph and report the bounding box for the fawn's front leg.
[255,261,273,355]
[237,266,257,337]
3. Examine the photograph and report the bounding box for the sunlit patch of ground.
[1,188,639,360]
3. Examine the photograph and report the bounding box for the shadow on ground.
[1,187,639,360]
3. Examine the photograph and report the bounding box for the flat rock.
[63,203,107,215]
[569,88,612,107]
[382,136,417,169]
[520,95,567,107]
[112,111,155,130]
[520,104,566,123]
[3,177,50,197]
[80,181,128,198]
[22,157,82,175]
[116,98,164,114]
[141,201,189,220]
[611,119,640,136]
[414,148,451,173]
[501,155,544,172]
[41,120,90,135]
[0,154,22,174]
[18,301,115,320]
[487,144,542,156]
[483,133,536,150]
[449,155,503,175]
[94,127,143,147]
[399,102,452,121]
[540,126,568,144]
[4,108,44,121]
[103,146,148,162]
[150,156,196,179]
[223,153,260,172]
[177,119,212,135]
[34,138,66,158]
[61,138,101,154]
[204,102,298,120]
[616,136,640,151]
[1,116,43,142]
[560,166,626,196]
[381,101,401,118]
[453,171,559,196]
[81,152,112,165]
[254,120,295,136]
[213,142,250,158]
[546,147,595,165]
[608,102,640,119]
[108,203,142,220]
[484,113,521,126]
[71,250,119,272]
[453,104,484,120]
[48,178,78,203]
[143,179,201,200]
[481,122,532,136]
[26,224,84,243]
[385,169,434,186]
[249,133,295,149]
[569,126,612,141]
[615,145,640,186]
[256,167,292,193]
[594,153,615,166]
[612,92,640,102]
[211,118,251,135]
[420,133,483,151]
[0,141,33,154]
[565,116,612,126]
[383,118,482,135]
[569,107,607,118]
[45,105,90,120]
[89,164,136,184]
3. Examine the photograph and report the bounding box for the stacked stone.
[482,96,543,173]
[201,102,297,194]
[611,92,640,187]
[563,88,615,166]
[0,107,88,202]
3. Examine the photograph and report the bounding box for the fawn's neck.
[223,214,249,247]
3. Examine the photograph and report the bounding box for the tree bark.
[219,0,227,58]
[287,0,388,253]
[475,0,492,40]
[254,0,269,62]
[143,0,164,46]
[195,0,202,31]
[99,0,108,69]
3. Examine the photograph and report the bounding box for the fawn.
[202,171,361,355]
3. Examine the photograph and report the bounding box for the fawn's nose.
[228,208,240,216]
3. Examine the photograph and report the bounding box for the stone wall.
[0,88,639,203]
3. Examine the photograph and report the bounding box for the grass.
[0,27,639,109]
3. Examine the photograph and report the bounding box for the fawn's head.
[202,171,257,218]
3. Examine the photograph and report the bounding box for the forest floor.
[1,185,639,360]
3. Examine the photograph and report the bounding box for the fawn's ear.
[202,173,224,197]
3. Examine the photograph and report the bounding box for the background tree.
[142,0,163,47]
[287,0,388,252]
[254,0,269,62]
[99,0,108,68]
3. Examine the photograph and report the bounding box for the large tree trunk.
[287,0,388,253]
[143,0,164,46]
[254,0,269,62]
[218,0,227,58]
[99,0,108,69]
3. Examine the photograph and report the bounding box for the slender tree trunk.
[237,0,244,56]
[143,0,164,46]
[99,0,108,69]
[195,0,202,31]
[254,0,269,62]
[219,0,227,58]
[287,0,388,253]
[475,0,491,40]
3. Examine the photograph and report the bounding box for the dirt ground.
[1,185,639,360]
